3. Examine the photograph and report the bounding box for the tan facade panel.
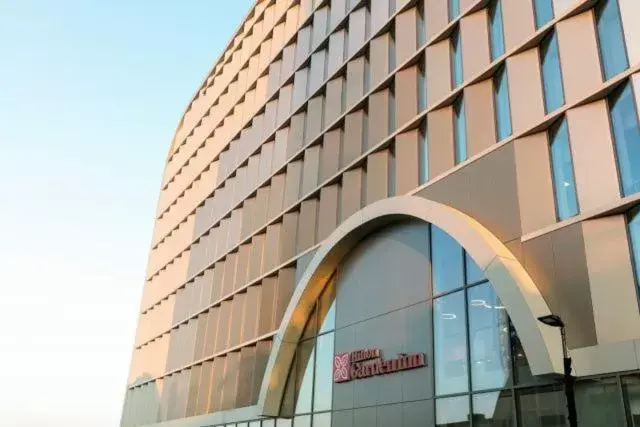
[460,10,491,81]
[425,0,449,41]
[328,30,347,76]
[619,0,640,64]
[297,199,319,252]
[306,96,324,144]
[426,40,452,107]
[348,7,369,57]
[371,0,392,34]
[506,48,545,134]
[325,77,346,126]
[368,89,392,150]
[366,150,391,205]
[513,133,557,235]
[346,56,368,108]
[567,100,621,212]
[284,160,303,207]
[501,0,535,51]
[427,106,455,179]
[341,168,364,221]
[317,184,340,241]
[395,8,419,65]
[396,66,419,127]
[464,79,496,157]
[556,11,603,105]
[321,129,342,181]
[342,110,366,166]
[370,32,393,88]
[280,211,299,263]
[301,145,321,195]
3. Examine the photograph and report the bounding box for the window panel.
[609,84,640,196]
[454,96,468,164]
[549,119,579,220]
[541,32,565,113]
[489,0,506,60]
[494,67,513,141]
[432,226,464,295]
[622,375,640,426]
[434,291,468,395]
[313,412,331,427]
[629,207,640,296]
[295,342,314,414]
[517,385,567,427]
[419,124,429,185]
[534,0,554,29]
[452,28,463,88]
[449,0,460,21]
[468,283,511,391]
[313,333,334,412]
[472,391,515,426]
[436,395,470,426]
[465,253,485,285]
[596,0,629,80]
[575,378,626,427]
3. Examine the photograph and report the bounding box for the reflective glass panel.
[276,419,292,427]
[534,0,554,29]
[550,120,579,220]
[313,333,334,412]
[419,127,429,184]
[454,96,468,164]
[249,422,261,427]
[434,291,468,395]
[436,396,470,426]
[472,391,515,426]
[432,226,464,295]
[318,278,336,333]
[596,0,629,80]
[541,32,565,113]
[452,29,463,88]
[293,415,310,427]
[468,283,511,391]
[449,0,460,21]
[465,253,485,285]
[610,84,640,196]
[295,343,314,414]
[489,0,505,60]
[518,385,566,427]
[494,67,512,141]
[313,412,331,427]
[263,420,275,427]
[576,378,625,427]
[630,207,640,297]
[623,375,640,426]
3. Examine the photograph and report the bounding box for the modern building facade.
[121,0,640,425]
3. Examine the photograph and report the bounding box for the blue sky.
[0,1,252,425]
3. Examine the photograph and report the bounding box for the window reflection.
[489,0,505,60]
[312,412,331,427]
[596,0,629,80]
[623,375,640,426]
[517,385,566,427]
[313,333,334,412]
[549,119,579,220]
[534,0,554,29]
[436,396,470,427]
[318,278,336,333]
[295,343,314,414]
[576,378,625,426]
[468,283,511,391]
[452,28,463,88]
[454,96,467,163]
[293,415,310,427]
[432,226,464,295]
[494,67,512,141]
[434,291,468,395]
[465,253,484,285]
[609,84,640,197]
[540,32,565,114]
[472,391,515,426]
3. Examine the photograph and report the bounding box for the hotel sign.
[333,348,426,383]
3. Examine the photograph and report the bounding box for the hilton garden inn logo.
[333,348,426,383]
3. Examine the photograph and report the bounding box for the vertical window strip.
[454,96,468,164]
[596,0,629,80]
[609,84,640,196]
[452,28,464,88]
[419,123,429,184]
[628,207,640,298]
[494,67,513,141]
[540,31,565,114]
[450,0,460,21]
[534,0,554,29]
[489,0,506,60]
[549,119,579,220]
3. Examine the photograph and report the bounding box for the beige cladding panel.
[425,0,449,41]
[302,145,321,195]
[395,8,419,65]
[566,100,621,212]
[297,199,318,252]
[370,32,392,88]
[321,129,342,181]
[556,11,603,105]
[341,168,364,221]
[396,66,419,127]
[513,133,557,234]
[366,150,390,205]
[460,10,491,81]
[395,130,420,195]
[346,56,367,108]
[426,41,452,106]
[325,77,345,126]
[427,106,455,179]
[583,215,640,344]
[506,48,545,134]
[501,0,535,51]
[343,110,366,166]
[368,89,391,149]
[318,184,340,241]
[634,74,640,121]
[619,0,640,64]
[464,79,496,157]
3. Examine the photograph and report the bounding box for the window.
[454,96,468,164]
[473,391,516,426]
[434,291,468,395]
[622,375,640,426]
[549,119,579,220]
[534,0,554,29]
[449,0,460,21]
[436,395,470,426]
[419,124,429,184]
[451,27,464,88]
[540,31,565,113]
[432,225,464,295]
[629,207,640,296]
[494,67,513,141]
[596,0,629,80]
[489,0,506,60]
[609,83,640,196]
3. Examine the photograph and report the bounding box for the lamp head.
[537,314,564,328]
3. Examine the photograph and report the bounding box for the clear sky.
[0,1,252,425]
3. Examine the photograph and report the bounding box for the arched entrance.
[257,196,564,420]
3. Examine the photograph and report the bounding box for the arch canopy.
[257,196,564,416]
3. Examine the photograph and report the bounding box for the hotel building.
[121,0,640,425]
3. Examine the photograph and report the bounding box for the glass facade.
[489,0,505,60]
[609,83,640,197]
[629,207,640,298]
[534,0,554,29]
[494,67,512,141]
[596,0,629,80]
[449,0,460,21]
[540,32,565,114]
[549,119,579,220]
[452,27,464,88]
[454,96,468,164]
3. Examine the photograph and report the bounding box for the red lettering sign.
[333,349,426,383]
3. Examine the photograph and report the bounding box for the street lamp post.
[537,314,577,427]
